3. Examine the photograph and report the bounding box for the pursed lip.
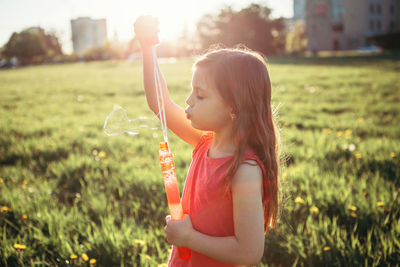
[185,109,191,119]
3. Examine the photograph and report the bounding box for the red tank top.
[168,132,267,267]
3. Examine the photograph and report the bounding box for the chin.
[191,121,206,131]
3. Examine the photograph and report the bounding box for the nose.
[186,92,194,107]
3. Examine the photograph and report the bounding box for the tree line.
[0,3,307,66]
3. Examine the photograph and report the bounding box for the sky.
[0,0,293,54]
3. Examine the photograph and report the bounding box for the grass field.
[1,53,399,266]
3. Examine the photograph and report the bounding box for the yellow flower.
[0,178,3,183]
[145,254,152,260]
[81,253,89,262]
[158,264,168,267]
[355,152,362,159]
[291,124,297,129]
[337,131,343,137]
[377,201,384,207]
[22,180,28,189]
[345,129,352,135]
[22,214,28,220]
[98,151,107,159]
[134,239,146,247]
[323,246,331,251]
[90,258,96,265]
[70,254,78,260]
[350,212,357,218]
[391,152,396,158]
[348,205,357,212]
[310,206,319,215]
[13,244,26,250]
[356,117,364,123]
[1,206,12,212]
[294,197,305,204]
[322,128,332,134]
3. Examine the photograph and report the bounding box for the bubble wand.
[152,46,192,259]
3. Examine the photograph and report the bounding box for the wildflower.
[355,152,362,159]
[350,212,357,218]
[323,246,331,251]
[377,201,384,207]
[391,152,396,158]
[294,197,305,204]
[345,129,352,135]
[81,253,89,262]
[98,151,107,159]
[1,206,12,212]
[13,244,26,250]
[22,180,28,189]
[22,214,28,220]
[134,239,146,247]
[348,144,356,152]
[348,205,357,212]
[158,264,168,267]
[0,178,3,183]
[337,131,343,137]
[310,206,319,215]
[356,117,364,123]
[322,128,332,134]
[145,255,152,260]
[70,254,78,260]
[90,258,96,265]
[291,125,297,129]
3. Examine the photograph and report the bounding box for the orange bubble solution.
[159,142,191,259]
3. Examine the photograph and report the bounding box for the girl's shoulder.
[241,148,266,177]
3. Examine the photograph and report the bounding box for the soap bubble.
[104,105,158,136]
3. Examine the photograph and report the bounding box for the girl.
[134,16,280,267]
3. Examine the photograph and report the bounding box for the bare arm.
[140,45,204,147]
[167,161,265,265]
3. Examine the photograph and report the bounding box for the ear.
[230,109,237,120]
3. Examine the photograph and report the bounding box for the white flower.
[349,144,356,151]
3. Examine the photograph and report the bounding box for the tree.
[2,27,63,65]
[196,4,286,55]
[286,20,307,55]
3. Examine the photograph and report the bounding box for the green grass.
[0,54,399,266]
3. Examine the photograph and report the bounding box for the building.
[294,0,306,20]
[303,0,400,51]
[71,17,107,54]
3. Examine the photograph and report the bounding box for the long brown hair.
[193,46,281,233]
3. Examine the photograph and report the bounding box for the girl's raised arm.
[134,16,204,147]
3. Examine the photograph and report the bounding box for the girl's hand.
[134,15,160,47]
[164,214,193,247]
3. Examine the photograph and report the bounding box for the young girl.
[134,16,280,267]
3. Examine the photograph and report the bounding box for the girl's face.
[185,67,232,132]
